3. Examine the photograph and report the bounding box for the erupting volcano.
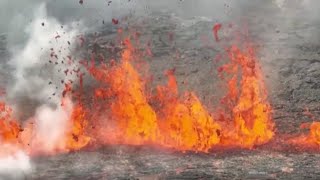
[1,1,320,178]
[1,24,319,158]
[218,45,274,148]
[0,29,277,157]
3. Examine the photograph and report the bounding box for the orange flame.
[0,101,25,158]
[288,106,320,148]
[305,122,320,145]
[156,70,221,152]
[219,45,274,148]
[26,99,90,155]
[0,97,90,156]
[86,39,273,151]
[62,103,91,152]
[290,122,320,148]
[87,44,159,145]
[86,40,221,152]
[0,102,20,144]
[0,32,276,155]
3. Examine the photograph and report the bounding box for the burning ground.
[0,1,320,179]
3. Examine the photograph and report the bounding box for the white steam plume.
[30,97,74,153]
[8,3,80,105]
[1,2,84,179]
[7,2,82,148]
[0,147,32,180]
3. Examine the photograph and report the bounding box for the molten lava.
[24,98,90,155]
[156,70,221,152]
[305,122,320,145]
[87,41,221,152]
[61,103,91,152]
[0,102,20,145]
[0,101,25,158]
[89,49,159,145]
[85,39,273,151]
[0,27,277,155]
[218,45,274,148]
[0,96,90,156]
[290,121,320,148]
[288,107,320,148]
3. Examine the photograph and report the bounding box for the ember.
[213,23,222,42]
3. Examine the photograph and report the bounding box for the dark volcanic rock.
[28,147,320,179]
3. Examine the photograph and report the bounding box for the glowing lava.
[156,70,221,152]
[0,96,90,156]
[87,40,221,152]
[85,39,273,151]
[290,120,320,148]
[0,101,22,158]
[218,45,274,148]
[0,28,276,155]
[306,122,320,145]
[22,97,91,155]
[88,47,159,145]
[0,102,20,145]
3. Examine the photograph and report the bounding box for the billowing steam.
[1,3,81,179]
[0,148,31,180]
[31,98,74,153]
[8,4,79,104]
[7,1,80,145]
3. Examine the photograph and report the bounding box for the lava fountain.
[218,45,275,148]
[86,39,221,152]
[84,37,274,151]
[0,28,276,156]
